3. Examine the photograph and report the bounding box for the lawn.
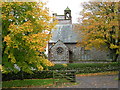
[2,71,119,88]
[2,78,71,88]
[76,71,119,76]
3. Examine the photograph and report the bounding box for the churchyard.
[2,0,120,89]
[2,62,120,88]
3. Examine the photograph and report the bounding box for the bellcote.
[64,6,71,20]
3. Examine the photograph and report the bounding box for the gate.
[52,70,76,85]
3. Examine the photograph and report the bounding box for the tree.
[2,2,57,73]
[76,2,119,62]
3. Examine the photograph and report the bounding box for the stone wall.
[48,42,120,62]
[48,41,69,61]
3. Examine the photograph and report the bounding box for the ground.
[3,74,118,89]
[63,74,119,88]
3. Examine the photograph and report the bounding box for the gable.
[49,40,69,61]
[50,40,68,50]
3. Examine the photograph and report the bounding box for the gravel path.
[64,75,119,88]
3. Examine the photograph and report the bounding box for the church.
[48,7,115,63]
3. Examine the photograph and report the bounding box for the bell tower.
[64,6,71,20]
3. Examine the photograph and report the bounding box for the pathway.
[64,74,119,88]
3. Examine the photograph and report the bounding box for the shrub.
[48,62,120,74]
[2,62,120,81]
[2,71,53,81]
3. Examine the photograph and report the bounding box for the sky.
[42,0,90,23]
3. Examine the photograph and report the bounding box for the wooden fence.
[52,70,76,85]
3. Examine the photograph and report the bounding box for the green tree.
[76,2,119,62]
[2,2,57,73]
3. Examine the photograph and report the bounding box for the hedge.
[48,62,120,73]
[2,71,53,81]
[2,62,120,81]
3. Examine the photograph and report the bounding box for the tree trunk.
[110,49,118,62]
[112,54,119,62]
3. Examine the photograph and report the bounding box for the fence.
[52,70,76,85]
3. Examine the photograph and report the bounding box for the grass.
[2,71,119,88]
[114,77,118,80]
[76,71,119,76]
[73,59,112,62]
[2,78,71,88]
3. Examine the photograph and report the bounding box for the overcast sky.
[42,0,90,23]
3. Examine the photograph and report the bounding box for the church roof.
[49,24,78,43]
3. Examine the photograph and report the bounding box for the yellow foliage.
[76,2,119,54]
[41,59,54,67]
[38,65,43,71]
[110,44,119,49]
[2,1,57,73]
[4,35,11,42]
[0,65,3,72]
[62,64,67,67]
[4,35,12,46]
[85,46,91,50]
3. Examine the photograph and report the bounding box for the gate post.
[52,70,55,85]
[71,70,76,82]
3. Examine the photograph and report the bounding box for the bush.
[2,71,53,81]
[48,62,120,74]
[2,62,120,81]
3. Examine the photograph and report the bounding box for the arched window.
[66,13,70,19]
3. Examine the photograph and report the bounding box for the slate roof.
[49,24,78,43]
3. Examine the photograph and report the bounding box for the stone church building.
[48,7,119,63]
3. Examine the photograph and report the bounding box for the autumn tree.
[2,2,57,73]
[76,2,119,62]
